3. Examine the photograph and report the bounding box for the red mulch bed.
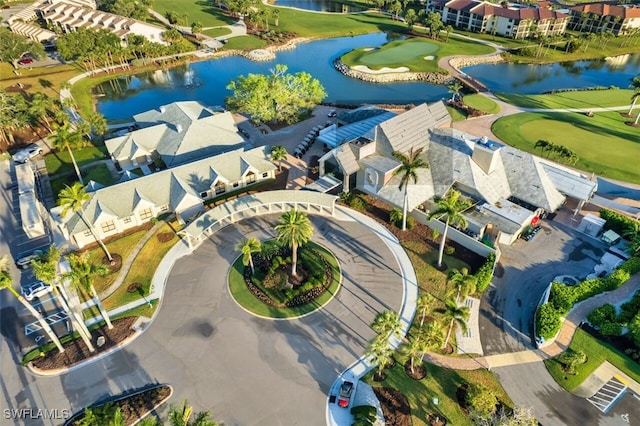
[103,253,122,273]
[156,232,174,243]
[404,360,427,380]
[372,387,412,426]
[31,317,137,370]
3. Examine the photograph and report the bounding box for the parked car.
[328,110,337,118]
[18,57,33,65]
[21,281,52,301]
[12,143,43,163]
[337,381,354,408]
[15,250,44,269]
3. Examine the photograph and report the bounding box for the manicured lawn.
[103,222,180,311]
[544,328,640,392]
[202,27,232,38]
[0,63,81,98]
[45,145,108,176]
[492,111,640,184]
[228,241,341,318]
[446,106,467,122]
[221,36,266,51]
[341,36,494,73]
[496,89,635,110]
[363,358,512,426]
[49,163,114,200]
[463,94,500,114]
[152,0,236,27]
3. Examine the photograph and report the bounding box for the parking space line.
[587,378,627,413]
[21,295,57,310]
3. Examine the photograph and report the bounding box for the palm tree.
[75,120,92,141]
[58,183,113,262]
[28,93,54,132]
[420,320,446,351]
[32,245,95,352]
[428,189,471,269]
[275,209,313,277]
[371,310,402,339]
[448,81,463,102]
[235,237,261,275]
[87,112,108,141]
[51,121,84,184]
[448,267,477,302]
[392,147,429,231]
[168,399,219,426]
[416,293,435,327]
[0,255,65,353]
[627,234,640,257]
[436,298,470,349]
[402,333,429,375]
[270,145,287,172]
[63,253,112,329]
[365,335,394,377]
[534,139,550,157]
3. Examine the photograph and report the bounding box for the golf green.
[359,40,439,66]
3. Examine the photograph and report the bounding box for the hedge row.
[536,257,640,340]
[600,208,638,236]
[476,253,497,293]
[587,290,640,342]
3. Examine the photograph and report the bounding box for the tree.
[226,64,327,124]
[87,111,108,141]
[448,267,477,302]
[626,234,640,257]
[444,24,454,42]
[63,253,112,329]
[392,147,429,231]
[365,335,394,377]
[404,9,417,31]
[466,384,498,420]
[32,245,96,352]
[447,81,463,102]
[428,189,471,269]
[235,237,261,275]
[275,209,313,276]
[402,333,429,375]
[28,93,55,132]
[420,320,445,351]
[388,1,402,21]
[425,12,444,39]
[0,255,65,353]
[371,310,402,339]
[165,11,179,24]
[168,399,219,426]
[58,183,113,263]
[0,28,45,68]
[51,122,85,184]
[270,145,287,172]
[534,139,550,156]
[191,21,203,36]
[436,298,470,349]
[416,293,435,327]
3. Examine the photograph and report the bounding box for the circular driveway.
[133,214,403,424]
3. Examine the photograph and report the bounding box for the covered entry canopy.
[303,175,342,193]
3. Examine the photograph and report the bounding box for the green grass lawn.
[152,0,236,27]
[202,27,232,38]
[45,145,109,176]
[228,241,341,318]
[446,106,467,122]
[496,89,635,110]
[463,94,500,114]
[544,328,640,392]
[363,359,512,426]
[49,163,114,200]
[221,36,266,51]
[0,63,81,99]
[341,36,494,73]
[492,111,640,184]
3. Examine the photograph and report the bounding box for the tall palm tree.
[448,267,477,302]
[51,121,84,184]
[0,255,65,353]
[416,293,435,327]
[270,145,287,172]
[58,183,113,262]
[371,310,402,339]
[436,298,470,349]
[402,333,429,375]
[87,112,108,142]
[392,147,429,231]
[420,320,446,351]
[448,81,463,102]
[28,93,54,132]
[235,237,261,275]
[428,189,471,269]
[365,335,394,377]
[275,209,313,277]
[63,253,112,329]
[168,399,219,426]
[32,245,95,352]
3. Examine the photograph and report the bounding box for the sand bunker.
[424,55,435,60]
[363,47,375,51]
[352,65,410,74]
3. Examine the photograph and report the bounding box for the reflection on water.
[273,0,366,12]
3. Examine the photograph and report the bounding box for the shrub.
[619,291,640,323]
[599,208,638,237]
[557,348,587,374]
[444,245,455,255]
[476,253,496,293]
[629,313,640,347]
[536,303,562,340]
[431,228,440,241]
[466,384,497,419]
[263,271,287,290]
[587,304,617,327]
[600,321,623,336]
[389,208,403,227]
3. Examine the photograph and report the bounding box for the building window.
[201,191,208,198]
[262,172,269,178]
[101,221,116,233]
[233,182,239,188]
[215,182,226,195]
[139,208,153,220]
[123,217,132,224]
[246,171,256,184]
[160,205,169,212]
[84,230,92,237]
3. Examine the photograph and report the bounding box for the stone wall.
[334,59,455,85]
[448,54,504,71]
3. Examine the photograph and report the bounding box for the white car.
[21,281,52,301]
[13,144,43,163]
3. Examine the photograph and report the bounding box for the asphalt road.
[0,214,404,426]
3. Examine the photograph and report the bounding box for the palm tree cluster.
[533,139,579,165]
[79,399,218,426]
[366,310,403,377]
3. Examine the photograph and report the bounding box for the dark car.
[337,381,354,408]
[15,250,44,269]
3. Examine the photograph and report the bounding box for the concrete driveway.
[0,214,404,425]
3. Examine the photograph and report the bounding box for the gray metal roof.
[333,143,360,175]
[540,161,597,201]
[337,105,390,124]
[317,111,396,149]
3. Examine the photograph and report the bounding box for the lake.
[273,0,367,12]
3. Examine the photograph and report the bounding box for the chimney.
[159,105,166,113]
[176,124,183,133]
[472,136,501,174]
